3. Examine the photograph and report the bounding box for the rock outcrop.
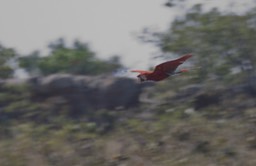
[28,74,146,113]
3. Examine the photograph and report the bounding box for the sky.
[0,0,172,69]
[0,0,255,78]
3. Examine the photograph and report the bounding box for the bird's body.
[131,54,192,82]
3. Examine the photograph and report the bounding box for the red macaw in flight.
[131,54,192,82]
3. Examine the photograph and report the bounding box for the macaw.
[131,54,192,82]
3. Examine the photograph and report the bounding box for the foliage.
[18,51,41,76]
[142,4,256,82]
[0,44,17,78]
[1,1,256,165]
[19,39,122,76]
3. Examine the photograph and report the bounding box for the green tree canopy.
[19,39,123,76]
[150,4,256,81]
[0,44,16,78]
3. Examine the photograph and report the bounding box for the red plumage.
[131,54,192,82]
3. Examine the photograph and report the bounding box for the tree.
[144,4,256,81]
[19,39,123,76]
[19,51,41,76]
[0,44,16,78]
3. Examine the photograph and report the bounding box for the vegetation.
[160,5,256,81]
[141,2,256,84]
[0,45,17,78]
[19,38,122,76]
[0,1,256,166]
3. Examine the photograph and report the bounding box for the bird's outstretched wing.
[153,54,192,74]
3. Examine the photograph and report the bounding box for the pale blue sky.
[0,0,254,76]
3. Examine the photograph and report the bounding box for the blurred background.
[1,0,256,165]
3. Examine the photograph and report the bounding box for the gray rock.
[28,74,145,113]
